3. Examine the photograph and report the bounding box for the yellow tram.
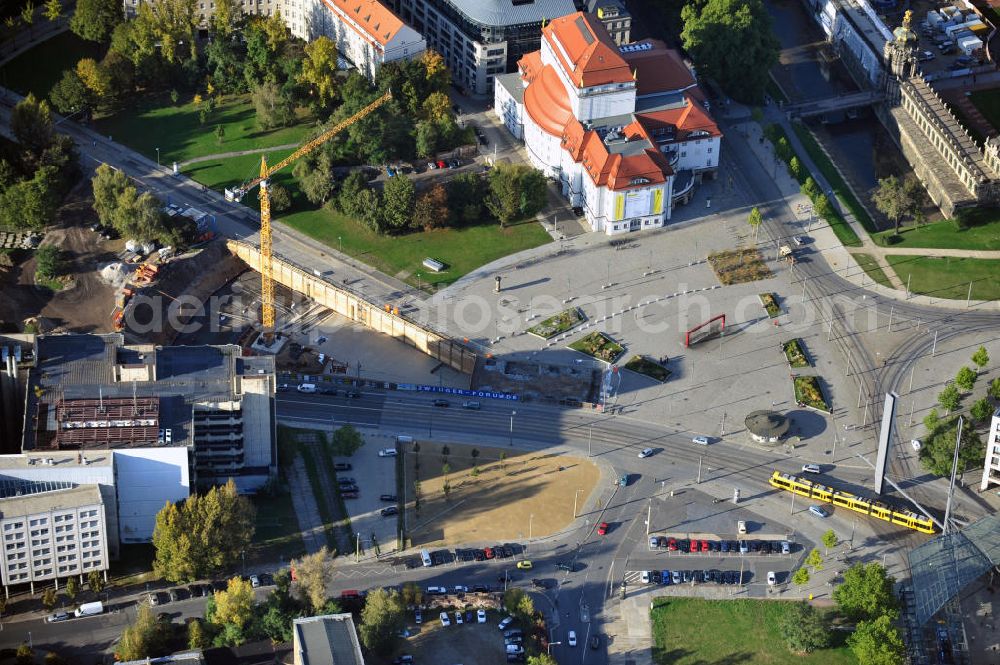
[768,470,936,534]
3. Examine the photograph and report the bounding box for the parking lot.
[336,443,400,557]
[388,543,525,570]
[390,609,524,665]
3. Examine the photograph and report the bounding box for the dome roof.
[744,410,790,438]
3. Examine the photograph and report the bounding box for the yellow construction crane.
[235,90,392,337]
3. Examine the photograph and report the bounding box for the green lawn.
[652,598,857,665]
[251,490,306,564]
[186,151,552,289]
[873,209,1000,250]
[970,88,1000,133]
[852,252,894,289]
[1,31,105,100]
[886,255,1000,301]
[94,95,317,165]
[792,123,876,234]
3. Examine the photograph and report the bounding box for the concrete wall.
[115,447,191,544]
[227,241,477,374]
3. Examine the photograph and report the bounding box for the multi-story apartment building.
[388,0,576,96]
[124,0,424,82]
[979,408,1000,491]
[586,0,630,45]
[494,12,720,234]
[0,482,109,594]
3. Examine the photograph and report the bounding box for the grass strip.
[569,332,624,364]
[526,307,584,338]
[624,355,671,382]
[852,253,893,289]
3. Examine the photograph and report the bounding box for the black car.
[590,634,601,649]
[319,387,337,395]
[337,477,356,485]
[472,584,490,592]
[276,384,291,392]
[432,399,450,407]
[334,462,352,471]
[681,570,691,583]
[381,506,399,517]
[676,539,690,553]
[749,541,760,553]
[473,550,486,561]
[259,573,274,586]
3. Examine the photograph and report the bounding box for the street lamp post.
[155,147,160,167]
[509,410,516,446]
[338,235,343,254]
[573,488,584,518]
[547,642,562,655]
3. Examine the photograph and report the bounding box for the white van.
[378,448,398,457]
[297,383,317,394]
[396,435,414,445]
[421,549,433,567]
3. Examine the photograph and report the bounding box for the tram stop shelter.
[907,513,1000,626]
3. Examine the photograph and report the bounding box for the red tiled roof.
[523,65,574,138]
[543,12,634,88]
[635,95,722,140]
[322,0,407,48]
[621,42,696,96]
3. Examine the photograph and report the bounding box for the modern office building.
[293,613,366,665]
[494,12,720,234]
[979,408,1000,491]
[388,0,576,95]
[586,0,630,45]
[0,481,109,594]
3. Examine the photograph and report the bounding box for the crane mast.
[247,90,392,339]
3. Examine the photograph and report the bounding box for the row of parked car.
[147,573,274,606]
[648,536,792,555]
[641,569,751,585]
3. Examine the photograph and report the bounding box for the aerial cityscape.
[0,0,997,661]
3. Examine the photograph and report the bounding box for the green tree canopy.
[381,174,415,232]
[70,0,123,42]
[938,384,961,413]
[872,175,924,235]
[299,36,339,111]
[49,69,93,116]
[412,183,449,231]
[972,346,990,370]
[778,602,830,653]
[211,577,255,630]
[251,80,295,130]
[486,163,547,227]
[680,0,778,103]
[821,529,838,553]
[955,366,977,392]
[11,94,53,158]
[792,567,810,585]
[920,417,984,477]
[293,547,332,612]
[502,587,535,624]
[358,588,405,656]
[833,562,898,621]
[971,397,993,424]
[116,604,165,661]
[847,614,906,665]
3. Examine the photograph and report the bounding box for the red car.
[436,160,447,169]
[484,547,494,559]
[598,522,609,535]
[689,540,699,553]
[700,540,710,552]
[667,538,677,551]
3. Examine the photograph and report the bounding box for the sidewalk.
[177,143,300,168]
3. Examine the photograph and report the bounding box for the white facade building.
[494,13,721,235]
[979,408,1000,491]
[0,483,109,593]
[304,0,426,80]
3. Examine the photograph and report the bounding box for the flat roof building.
[980,408,1000,491]
[293,613,365,665]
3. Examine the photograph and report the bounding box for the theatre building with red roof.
[493,12,721,234]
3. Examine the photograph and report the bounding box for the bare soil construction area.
[0,190,115,334]
[403,441,600,547]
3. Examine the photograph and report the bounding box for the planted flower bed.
[569,332,625,364]
[782,339,810,368]
[759,293,781,318]
[793,375,829,412]
[624,355,671,383]
[526,307,585,339]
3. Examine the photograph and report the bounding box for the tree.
[381,175,415,232]
[294,151,337,205]
[44,652,67,665]
[21,2,35,39]
[956,366,977,392]
[299,36,338,111]
[487,163,548,227]
[0,166,61,231]
[833,562,897,621]
[680,0,778,103]
[414,120,439,159]
[421,49,450,91]
[972,346,990,370]
[971,397,993,424]
[792,567,810,585]
[848,615,906,665]
[15,644,34,665]
[116,603,164,661]
[251,80,295,129]
[71,0,123,42]
[400,581,423,607]
[527,655,558,665]
[188,618,209,649]
[923,408,940,433]
[747,206,763,243]
[88,570,105,594]
[42,587,57,610]
[332,424,363,454]
[64,576,79,602]
[358,588,405,656]
[447,172,486,226]
[989,377,1000,401]
[422,91,452,123]
[11,94,53,157]
[212,577,255,630]
[209,0,242,37]
[77,58,111,101]
[111,188,168,242]
[33,243,62,280]
[293,547,332,612]
[872,175,923,235]
[412,184,449,231]
[268,182,291,212]
[215,124,226,145]
[920,418,983,477]
[778,602,829,653]
[44,0,62,22]
[503,587,535,624]
[49,69,92,116]
[788,155,802,181]
[152,501,197,582]
[805,548,823,572]
[938,384,961,414]
[821,529,838,554]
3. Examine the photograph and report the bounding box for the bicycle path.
[177,143,300,168]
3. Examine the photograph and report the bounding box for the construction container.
[958,34,984,55]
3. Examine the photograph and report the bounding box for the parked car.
[47,611,70,622]
[911,439,922,451]
[440,612,451,627]
[918,50,935,61]
[598,522,609,535]
[767,571,777,586]
[436,160,447,169]
[516,560,532,570]
[641,570,651,583]
[250,575,261,588]
[454,610,463,624]
[426,586,447,594]
[477,609,487,623]
[498,616,514,630]
[427,161,437,170]
[334,462,352,471]
[638,447,654,458]
[568,630,577,647]
[809,505,831,518]
[380,506,399,517]
[462,400,481,410]
[781,541,791,554]
[415,610,422,624]
[692,435,710,445]
[649,536,659,549]
[378,448,397,457]
[590,634,601,649]
[380,494,397,501]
